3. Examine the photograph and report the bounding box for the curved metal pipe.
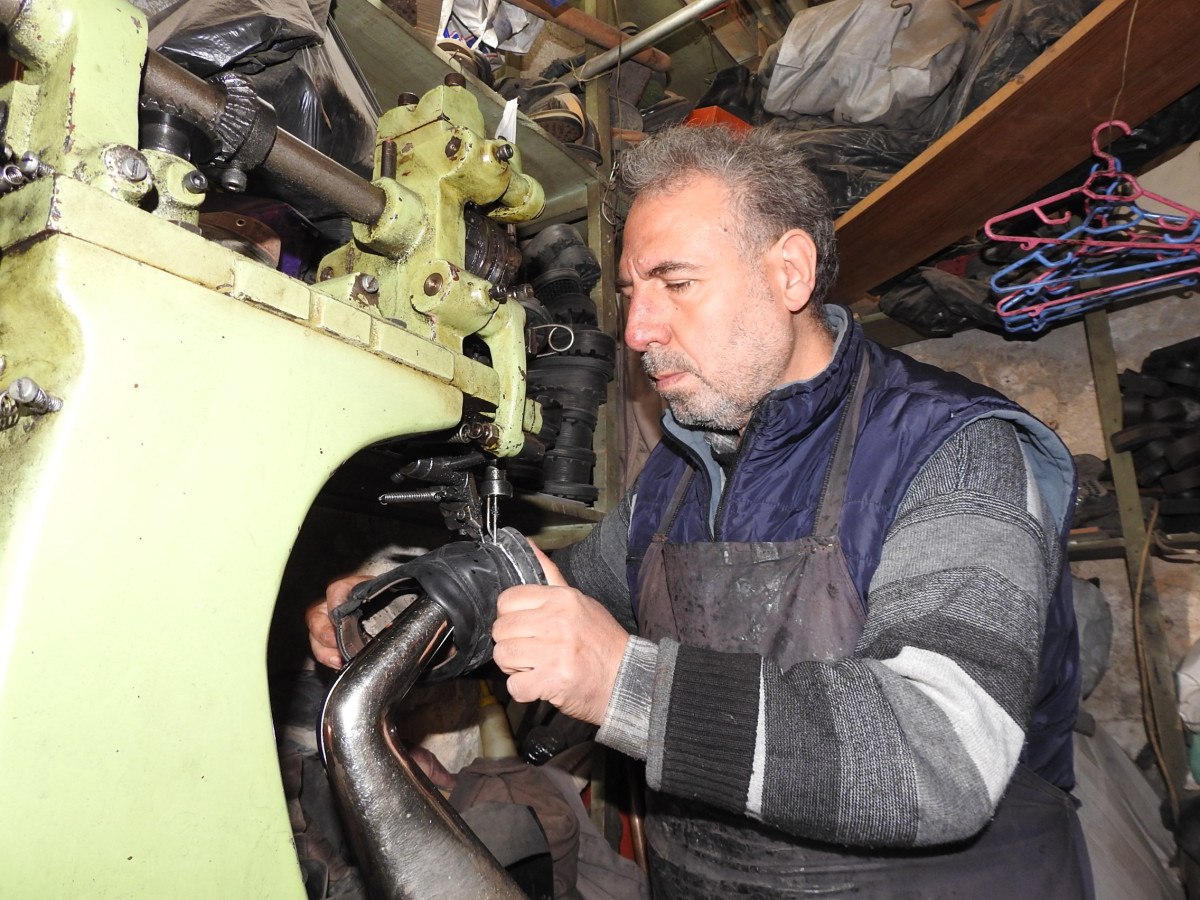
[320,595,524,899]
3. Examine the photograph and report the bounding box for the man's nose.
[623,292,668,352]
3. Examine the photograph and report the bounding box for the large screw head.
[120,155,149,182]
[183,170,208,193]
[359,273,380,294]
[2,164,26,188]
[424,273,444,296]
[443,72,466,88]
[220,167,248,193]
[397,92,420,106]
[495,143,514,162]
[444,137,462,158]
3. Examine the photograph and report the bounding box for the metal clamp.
[205,72,279,192]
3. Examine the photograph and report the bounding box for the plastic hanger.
[984,120,1200,332]
[984,121,1200,252]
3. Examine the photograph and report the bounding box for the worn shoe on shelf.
[528,90,587,145]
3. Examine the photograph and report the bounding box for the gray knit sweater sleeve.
[596,417,1062,848]
[555,489,636,632]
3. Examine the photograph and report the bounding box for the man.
[312,125,1090,897]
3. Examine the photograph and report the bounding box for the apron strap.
[651,354,870,544]
[652,467,696,543]
[811,355,871,539]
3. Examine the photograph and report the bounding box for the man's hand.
[492,546,630,727]
[305,573,372,669]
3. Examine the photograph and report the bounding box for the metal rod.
[564,0,729,86]
[320,596,525,899]
[141,50,387,226]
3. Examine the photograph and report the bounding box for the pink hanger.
[983,121,1200,252]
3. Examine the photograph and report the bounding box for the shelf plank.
[831,0,1200,305]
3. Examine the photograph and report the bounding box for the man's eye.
[665,281,692,293]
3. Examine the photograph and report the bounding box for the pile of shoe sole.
[1108,336,1200,534]
[516,224,615,504]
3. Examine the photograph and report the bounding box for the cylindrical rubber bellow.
[396,527,546,679]
[341,528,545,680]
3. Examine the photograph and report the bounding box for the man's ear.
[773,229,818,313]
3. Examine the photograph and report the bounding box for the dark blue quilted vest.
[627,309,1081,789]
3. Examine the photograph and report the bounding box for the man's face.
[618,175,797,432]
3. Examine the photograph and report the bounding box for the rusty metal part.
[379,139,397,179]
[198,211,282,267]
[140,49,386,225]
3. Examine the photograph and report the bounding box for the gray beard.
[643,351,756,431]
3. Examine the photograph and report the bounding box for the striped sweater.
[562,416,1062,848]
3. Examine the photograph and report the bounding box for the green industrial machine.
[0,0,562,894]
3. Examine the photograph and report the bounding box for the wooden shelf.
[831,0,1200,308]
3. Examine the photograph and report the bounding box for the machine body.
[0,0,549,895]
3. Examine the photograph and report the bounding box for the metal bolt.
[423,273,444,296]
[495,143,514,162]
[358,273,380,294]
[397,92,420,107]
[380,139,397,180]
[17,152,51,179]
[319,266,334,282]
[183,170,208,193]
[220,167,248,193]
[9,376,62,414]
[444,137,462,158]
[120,155,149,182]
[443,72,466,88]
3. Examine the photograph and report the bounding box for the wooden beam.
[831,0,1200,305]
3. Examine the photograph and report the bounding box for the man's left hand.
[492,547,630,727]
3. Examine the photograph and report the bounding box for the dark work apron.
[635,361,1093,899]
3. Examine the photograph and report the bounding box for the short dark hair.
[618,124,839,309]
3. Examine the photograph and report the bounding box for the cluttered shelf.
[831,0,1200,336]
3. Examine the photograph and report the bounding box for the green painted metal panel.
[0,229,465,897]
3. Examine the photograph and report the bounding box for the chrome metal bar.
[564,0,729,86]
[320,596,525,899]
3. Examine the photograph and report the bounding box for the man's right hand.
[305,573,372,669]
